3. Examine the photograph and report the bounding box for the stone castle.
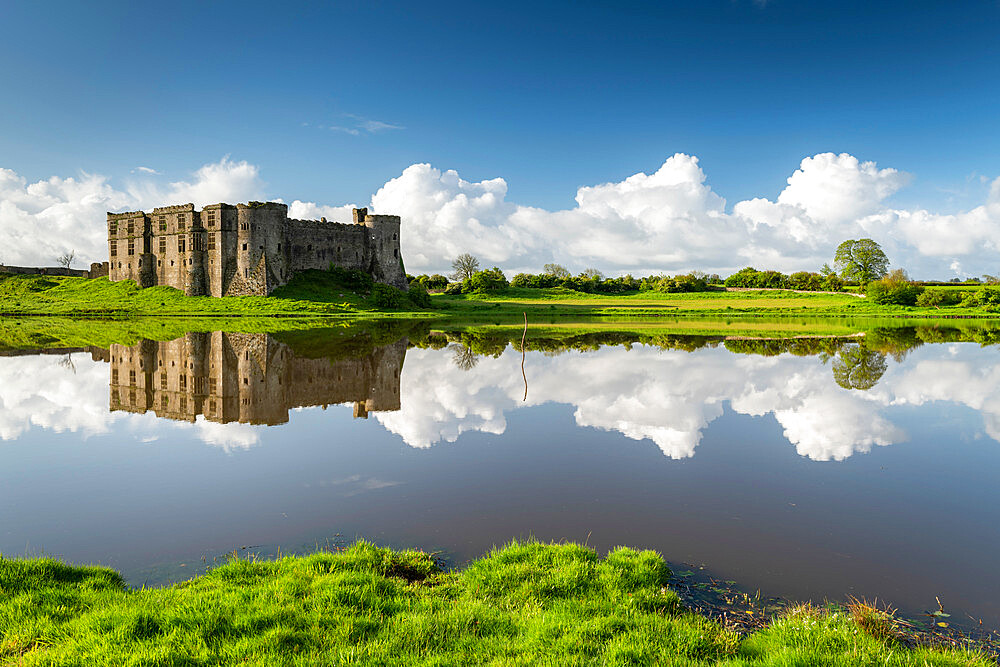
[107,202,406,296]
[107,332,405,426]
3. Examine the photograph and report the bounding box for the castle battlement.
[106,201,406,297]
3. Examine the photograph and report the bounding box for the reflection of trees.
[832,343,887,391]
[58,353,76,374]
[450,344,480,371]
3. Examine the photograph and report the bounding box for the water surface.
[2,326,998,630]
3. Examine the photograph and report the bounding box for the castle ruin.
[107,202,406,296]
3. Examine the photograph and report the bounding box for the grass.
[0,271,432,318]
[434,286,1000,319]
[0,541,989,666]
[6,274,1000,322]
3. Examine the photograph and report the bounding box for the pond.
[2,324,998,631]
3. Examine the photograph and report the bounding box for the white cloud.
[2,152,999,277]
[326,114,405,136]
[132,166,160,175]
[0,158,264,267]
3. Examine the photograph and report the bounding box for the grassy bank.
[434,286,1000,319]
[6,273,1000,322]
[0,271,432,318]
[1,541,989,665]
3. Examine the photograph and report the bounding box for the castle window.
[178,215,186,231]
[307,244,312,251]
[129,369,136,384]
[179,375,186,391]
[161,395,169,409]
[128,220,134,235]
[242,243,247,251]
[209,399,216,413]
[160,373,167,390]
[394,249,398,258]
[170,260,174,266]
[159,217,167,232]
[393,233,397,240]
[158,260,161,266]
[159,237,166,254]
[111,368,119,384]
[110,240,117,256]
[259,245,263,250]
[244,268,249,277]
[207,233,216,250]
[178,238,186,253]
[277,243,281,250]
[179,396,187,411]
[109,221,117,235]
[128,240,135,255]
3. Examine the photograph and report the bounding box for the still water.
[2,326,999,630]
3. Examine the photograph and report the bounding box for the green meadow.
[1,541,990,666]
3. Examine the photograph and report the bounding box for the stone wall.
[0,265,92,278]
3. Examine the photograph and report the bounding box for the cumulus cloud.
[0,157,265,267]
[2,152,999,276]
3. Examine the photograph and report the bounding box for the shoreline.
[2,541,996,664]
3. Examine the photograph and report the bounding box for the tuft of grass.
[0,541,990,665]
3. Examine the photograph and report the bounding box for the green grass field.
[432,286,1000,319]
[5,274,1000,321]
[1,541,989,666]
[0,271,431,318]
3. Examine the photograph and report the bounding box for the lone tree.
[834,239,888,286]
[543,263,571,279]
[56,250,76,269]
[450,253,480,282]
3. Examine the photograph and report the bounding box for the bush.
[328,265,374,293]
[788,271,822,291]
[407,281,432,308]
[426,274,449,290]
[370,283,407,309]
[916,289,963,308]
[443,282,464,295]
[866,271,924,306]
[959,287,1000,308]
[724,267,788,289]
[463,267,509,293]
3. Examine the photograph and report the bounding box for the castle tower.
[355,208,407,289]
[235,203,287,296]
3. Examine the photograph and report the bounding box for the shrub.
[724,267,788,289]
[443,282,464,295]
[370,283,406,309]
[866,270,924,306]
[959,286,1000,308]
[426,274,449,290]
[328,265,374,293]
[788,271,822,291]
[463,267,509,293]
[916,289,963,308]
[407,281,432,308]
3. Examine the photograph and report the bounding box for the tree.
[580,268,604,280]
[56,249,76,269]
[543,263,571,279]
[832,343,888,391]
[450,253,480,281]
[833,239,889,286]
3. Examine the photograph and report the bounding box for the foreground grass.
[0,272,431,318]
[0,542,988,666]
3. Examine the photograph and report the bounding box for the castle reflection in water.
[108,332,406,425]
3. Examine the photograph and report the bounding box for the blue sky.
[2,0,999,275]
